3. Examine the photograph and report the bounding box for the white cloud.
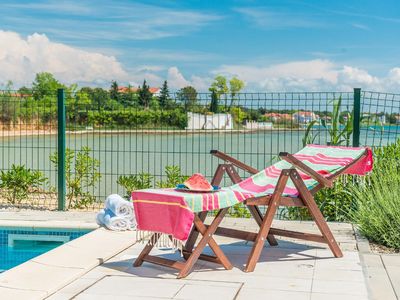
[167,67,212,91]
[0,30,129,86]
[1,30,399,93]
[212,59,400,92]
[167,67,190,89]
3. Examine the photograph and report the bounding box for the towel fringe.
[135,230,183,252]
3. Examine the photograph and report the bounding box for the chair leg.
[178,208,231,278]
[244,171,290,272]
[184,211,207,254]
[247,205,279,246]
[290,170,343,258]
[133,233,160,267]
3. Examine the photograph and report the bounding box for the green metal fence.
[0,88,399,210]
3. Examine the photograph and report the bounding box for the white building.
[244,121,273,130]
[186,112,233,130]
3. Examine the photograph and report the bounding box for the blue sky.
[0,0,399,91]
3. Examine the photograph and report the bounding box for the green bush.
[88,109,188,129]
[349,140,400,250]
[117,173,153,199]
[0,165,46,204]
[50,147,101,209]
[156,166,189,188]
[285,177,354,222]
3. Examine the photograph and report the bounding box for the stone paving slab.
[50,231,368,300]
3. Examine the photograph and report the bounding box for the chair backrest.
[230,145,372,197]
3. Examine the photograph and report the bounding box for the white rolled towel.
[105,194,134,222]
[96,209,136,231]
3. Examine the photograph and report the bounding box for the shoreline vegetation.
[0,127,311,138]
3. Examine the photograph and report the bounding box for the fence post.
[352,88,361,147]
[57,89,66,211]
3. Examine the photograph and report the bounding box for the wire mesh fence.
[0,89,399,210]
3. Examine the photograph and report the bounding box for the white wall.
[186,112,233,130]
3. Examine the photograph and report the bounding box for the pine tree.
[138,80,152,109]
[159,80,170,109]
[209,90,219,113]
[110,80,119,101]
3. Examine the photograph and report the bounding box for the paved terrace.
[0,211,398,300]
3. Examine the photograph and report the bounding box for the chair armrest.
[279,152,333,187]
[210,150,259,174]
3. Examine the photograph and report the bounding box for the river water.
[0,126,398,200]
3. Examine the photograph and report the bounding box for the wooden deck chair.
[205,146,372,272]
[132,145,372,277]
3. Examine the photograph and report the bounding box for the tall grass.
[349,140,400,250]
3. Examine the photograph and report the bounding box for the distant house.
[186,112,233,130]
[293,111,318,124]
[395,115,400,124]
[264,113,292,123]
[117,86,161,97]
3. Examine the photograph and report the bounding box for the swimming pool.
[0,227,91,272]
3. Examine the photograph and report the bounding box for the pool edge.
[0,227,137,300]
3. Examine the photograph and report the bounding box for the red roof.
[117,86,160,94]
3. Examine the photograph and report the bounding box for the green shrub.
[285,177,354,222]
[88,109,188,129]
[156,166,189,188]
[117,173,153,199]
[349,140,400,250]
[50,147,101,209]
[0,165,46,204]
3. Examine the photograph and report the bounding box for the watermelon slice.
[184,173,213,191]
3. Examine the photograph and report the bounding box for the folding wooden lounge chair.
[132,145,372,277]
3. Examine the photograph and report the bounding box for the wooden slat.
[212,226,257,242]
[279,152,333,187]
[290,170,343,258]
[182,251,222,264]
[246,196,305,207]
[210,150,259,174]
[143,255,185,270]
[245,169,290,273]
[269,228,326,243]
[133,233,160,267]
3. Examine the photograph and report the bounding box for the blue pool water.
[0,227,91,272]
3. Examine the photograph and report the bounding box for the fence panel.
[1,88,399,210]
[0,91,58,208]
[360,91,400,147]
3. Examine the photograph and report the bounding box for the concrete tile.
[51,278,98,295]
[237,287,310,300]
[0,261,84,292]
[0,286,47,300]
[79,276,184,298]
[381,254,400,267]
[174,283,241,300]
[313,269,365,282]
[385,266,400,297]
[311,292,368,300]
[240,275,312,292]
[75,294,151,300]
[46,292,76,300]
[312,279,368,296]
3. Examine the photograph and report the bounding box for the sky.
[0,0,399,92]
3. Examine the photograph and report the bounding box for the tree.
[177,86,197,110]
[138,80,152,109]
[110,80,119,101]
[209,90,219,113]
[229,77,245,107]
[209,75,229,109]
[0,81,16,126]
[158,80,170,109]
[119,84,138,107]
[32,72,64,100]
